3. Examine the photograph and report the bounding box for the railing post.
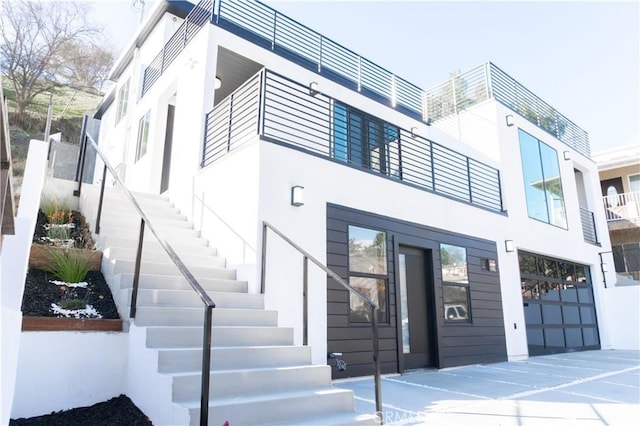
[74,114,88,182]
[371,305,382,423]
[200,305,213,426]
[130,218,145,318]
[73,134,88,197]
[260,223,268,294]
[303,256,308,346]
[95,164,108,234]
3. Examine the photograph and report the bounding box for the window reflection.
[348,226,387,274]
[440,244,468,283]
[349,277,386,323]
[443,285,469,321]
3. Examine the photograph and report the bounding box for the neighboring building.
[80,1,624,421]
[593,144,640,284]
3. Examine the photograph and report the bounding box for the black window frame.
[440,243,472,323]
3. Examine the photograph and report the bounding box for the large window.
[135,111,150,162]
[115,78,130,125]
[440,243,470,322]
[333,103,400,176]
[519,130,567,228]
[348,225,388,323]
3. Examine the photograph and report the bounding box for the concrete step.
[146,326,294,348]
[183,387,356,425]
[98,214,194,230]
[105,247,221,267]
[98,224,201,240]
[97,234,209,251]
[134,307,278,327]
[130,289,263,309]
[110,259,229,277]
[157,345,311,373]
[278,411,380,425]
[119,273,246,293]
[173,365,332,401]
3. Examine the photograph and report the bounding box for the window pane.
[398,254,410,353]
[332,103,348,161]
[565,328,583,347]
[560,284,578,302]
[539,142,567,228]
[349,113,364,166]
[518,252,538,275]
[527,328,544,346]
[521,278,539,299]
[577,287,593,303]
[562,305,580,324]
[629,174,640,193]
[348,226,387,274]
[443,285,469,321]
[542,304,562,324]
[135,111,150,162]
[544,328,565,347]
[538,258,558,278]
[583,327,599,346]
[540,281,561,301]
[580,306,596,324]
[519,130,549,223]
[559,262,575,280]
[524,303,542,324]
[386,124,400,178]
[349,277,386,323]
[368,119,384,173]
[441,244,468,283]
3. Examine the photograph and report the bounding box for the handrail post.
[73,134,88,197]
[303,256,308,346]
[371,305,382,423]
[95,164,107,234]
[260,223,267,294]
[130,218,145,318]
[200,305,213,426]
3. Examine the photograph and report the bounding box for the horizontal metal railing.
[75,134,215,426]
[142,0,213,95]
[261,221,382,421]
[602,192,640,222]
[203,69,504,212]
[579,207,599,245]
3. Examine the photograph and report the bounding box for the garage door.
[519,251,600,356]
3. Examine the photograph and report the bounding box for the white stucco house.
[7,0,635,424]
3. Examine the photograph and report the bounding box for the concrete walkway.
[335,350,640,425]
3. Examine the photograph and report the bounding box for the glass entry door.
[399,246,436,370]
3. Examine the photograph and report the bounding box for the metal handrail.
[260,221,383,421]
[75,133,215,426]
[193,193,256,263]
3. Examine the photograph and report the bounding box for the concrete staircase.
[79,187,375,425]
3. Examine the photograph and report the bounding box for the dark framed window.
[348,225,388,323]
[440,243,471,322]
[135,111,150,162]
[333,102,399,176]
[518,129,567,228]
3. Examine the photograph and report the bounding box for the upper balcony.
[141,0,591,158]
[203,69,504,214]
[603,192,640,230]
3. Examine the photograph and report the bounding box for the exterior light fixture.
[291,185,304,207]
[505,240,515,252]
[410,127,418,138]
[214,77,222,90]
[601,262,608,273]
[505,115,514,127]
[309,81,319,96]
[563,151,571,161]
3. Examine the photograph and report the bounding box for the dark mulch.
[21,268,120,319]
[9,394,153,426]
[33,209,95,249]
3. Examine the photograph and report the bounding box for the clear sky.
[91,0,639,155]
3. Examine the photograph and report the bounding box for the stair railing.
[261,221,383,421]
[75,133,215,426]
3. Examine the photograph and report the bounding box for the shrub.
[44,248,90,283]
[40,196,70,221]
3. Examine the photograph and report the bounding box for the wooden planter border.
[22,316,123,332]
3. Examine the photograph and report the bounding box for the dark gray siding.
[326,204,508,378]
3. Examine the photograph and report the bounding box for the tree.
[60,40,114,93]
[0,0,112,113]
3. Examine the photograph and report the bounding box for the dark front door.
[160,104,175,194]
[398,246,436,370]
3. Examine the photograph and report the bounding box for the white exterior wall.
[0,141,48,425]
[11,332,127,419]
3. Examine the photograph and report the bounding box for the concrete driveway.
[335,350,640,425]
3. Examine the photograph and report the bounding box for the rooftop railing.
[602,192,640,223]
[203,69,504,213]
[140,0,590,157]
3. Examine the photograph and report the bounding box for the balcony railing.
[141,0,213,95]
[602,192,640,222]
[580,207,599,245]
[203,69,504,213]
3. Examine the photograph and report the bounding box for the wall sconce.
[601,262,608,273]
[291,185,304,207]
[505,115,514,127]
[214,77,222,90]
[505,240,515,252]
[309,81,319,96]
[563,151,571,161]
[410,127,418,138]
